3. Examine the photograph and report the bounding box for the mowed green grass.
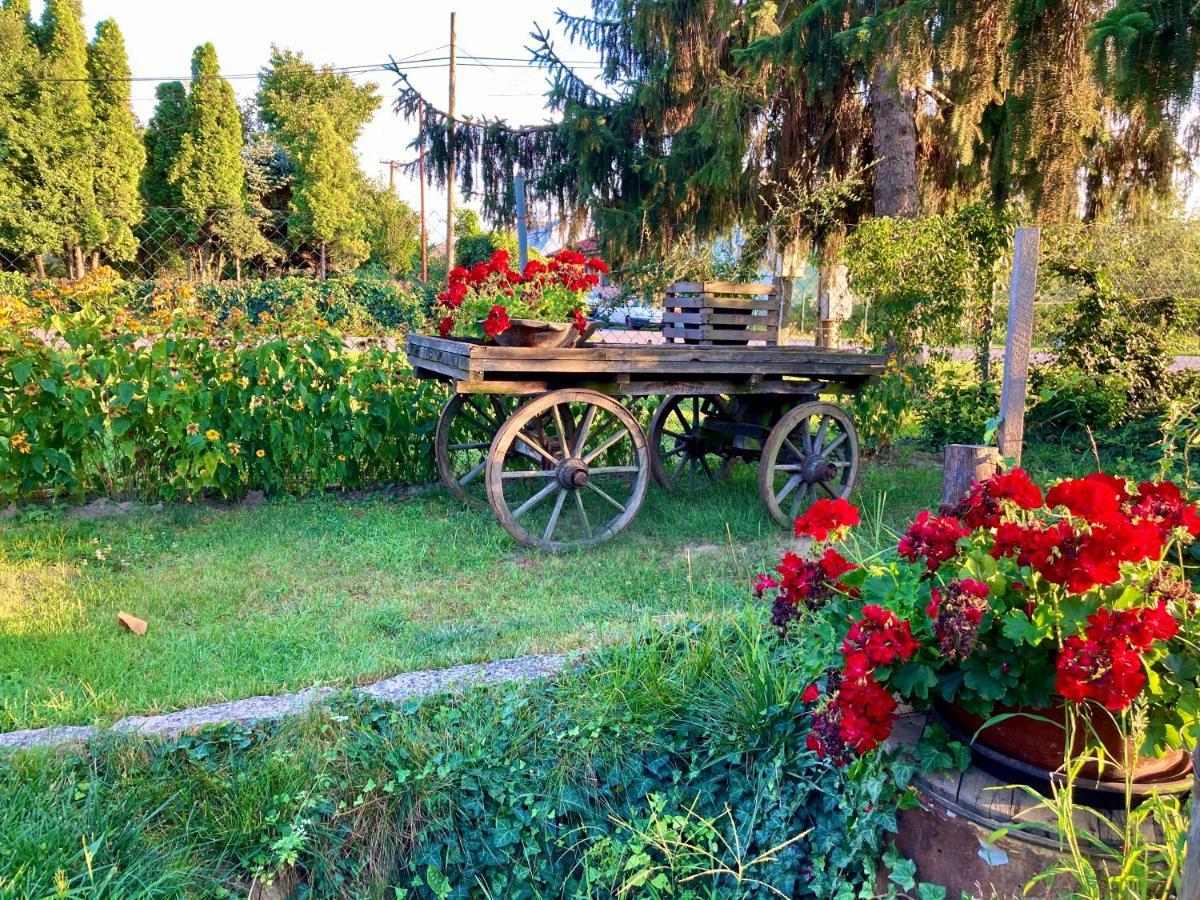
[0,454,948,731]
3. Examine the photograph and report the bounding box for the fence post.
[515,173,528,270]
[1183,743,1200,900]
[997,226,1040,465]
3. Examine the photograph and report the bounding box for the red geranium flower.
[898,510,969,572]
[572,307,588,335]
[794,497,861,541]
[482,305,511,338]
[957,468,1043,529]
[586,256,608,273]
[437,315,454,338]
[802,684,820,703]
[1044,473,1130,525]
[1132,480,1200,538]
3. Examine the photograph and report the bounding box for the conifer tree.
[170,43,246,279]
[87,19,144,264]
[257,48,379,276]
[0,0,49,273]
[31,0,100,278]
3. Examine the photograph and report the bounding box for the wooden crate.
[661,281,781,345]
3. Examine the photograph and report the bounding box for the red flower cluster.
[1132,480,1200,539]
[953,468,1043,529]
[898,510,970,572]
[482,305,510,338]
[805,605,918,764]
[840,604,921,674]
[794,497,861,541]
[434,247,606,338]
[1055,602,1179,710]
[1044,472,1131,525]
[926,578,990,662]
[757,547,858,636]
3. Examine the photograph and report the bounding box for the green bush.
[1026,365,1129,439]
[0,309,443,503]
[0,619,930,898]
[916,367,999,450]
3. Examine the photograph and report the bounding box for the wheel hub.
[556,457,590,490]
[802,454,836,483]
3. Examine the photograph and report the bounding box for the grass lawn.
[2,443,1104,733]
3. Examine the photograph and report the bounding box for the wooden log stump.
[942,444,1001,508]
[1183,744,1199,900]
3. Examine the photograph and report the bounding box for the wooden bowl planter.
[936,701,1194,801]
[661,281,782,345]
[491,318,596,349]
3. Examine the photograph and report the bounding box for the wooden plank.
[456,379,547,395]
[406,355,474,382]
[665,281,776,295]
[998,227,1040,463]
[662,311,780,326]
[664,296,778,310]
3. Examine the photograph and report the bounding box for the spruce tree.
[87,19,144,264]
[31,0,100,277]
[170,43,246,279]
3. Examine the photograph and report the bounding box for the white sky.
[39,0,599,222]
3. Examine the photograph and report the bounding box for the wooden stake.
[418,99,428,282]
[997,227,1040,464]
[445,11,457,270]
[515,172,528,269]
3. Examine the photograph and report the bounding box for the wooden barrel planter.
[889,714,1172,898]
[661,281,782,345]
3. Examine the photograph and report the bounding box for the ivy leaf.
[883,844,916,890]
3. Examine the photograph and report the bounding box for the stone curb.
[0,653,570,753]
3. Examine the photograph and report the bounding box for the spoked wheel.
[435,393,517,508]
[485,389,650,552]
[648,394,734,491]
[758,401,859,528]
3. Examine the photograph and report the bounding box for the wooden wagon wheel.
[757,400,859,528]
[485,389,650,552]
[435,393,517,508]
[648,394,734,491]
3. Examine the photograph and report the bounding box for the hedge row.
[0,308,444,504]
[0,268,433,334]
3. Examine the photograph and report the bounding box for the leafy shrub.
[0,306,442,503]
[1026,365,1129,439]
[916,367,999,450]
[7,268,430,334]
[849,361,930,455]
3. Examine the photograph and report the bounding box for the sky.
[37,0,600,224]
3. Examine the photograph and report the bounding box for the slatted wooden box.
[660,281,781,345]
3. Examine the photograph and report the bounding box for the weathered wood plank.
[664,296,779,310]
[455,379,548,395]
[666,281,776,294]
[998,227,1040,463]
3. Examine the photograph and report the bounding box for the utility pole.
[445,11,457,269]
[380,159,403,193]
[418,99,428,282]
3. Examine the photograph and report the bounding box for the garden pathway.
[0,653,569,752]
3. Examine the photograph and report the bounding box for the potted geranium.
[756,473,1200,787]
[433,248,607,348]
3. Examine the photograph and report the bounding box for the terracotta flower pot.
[937,699,1191,784]
[492,317,594,349]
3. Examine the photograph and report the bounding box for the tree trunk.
[90,251,99,272]
[235,258,242,283]
[74,246,85,279]
[319,242,327,280]
[869,64,919,218]
[34,255,46,279]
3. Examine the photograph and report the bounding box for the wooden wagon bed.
[406,334,887,396]
[406,333,888,551]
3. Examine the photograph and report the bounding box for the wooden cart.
[407,334,887,552]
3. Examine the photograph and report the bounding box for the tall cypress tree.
[31,0,100,278]
[87,19,144,264]
[170,43,246,279]
[0,0,49,273]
